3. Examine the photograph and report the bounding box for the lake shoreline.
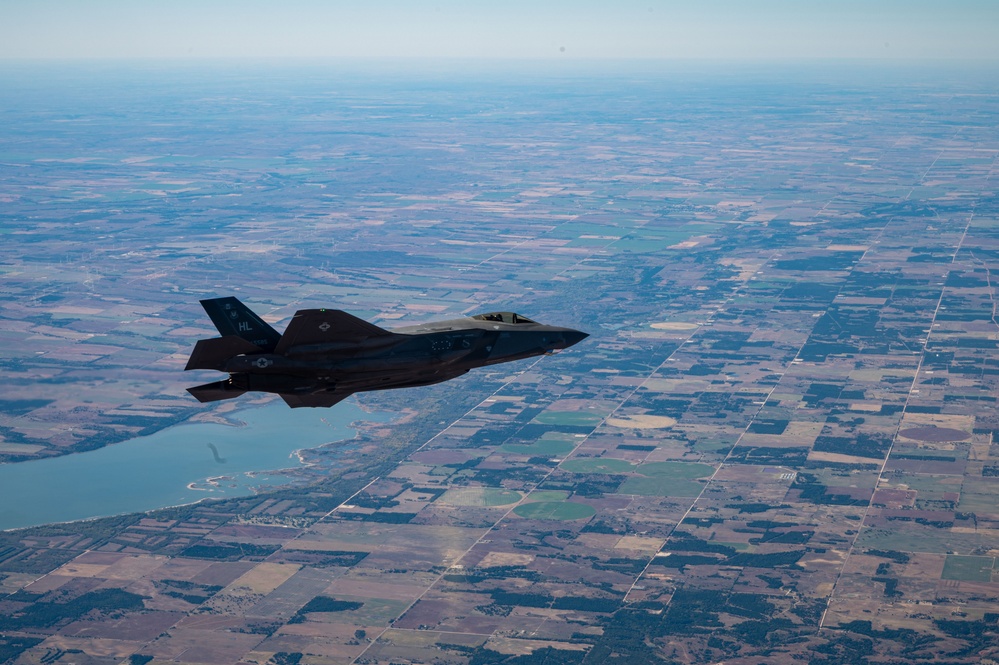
[0,398,393,532]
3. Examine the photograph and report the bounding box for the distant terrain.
[1,61,998,664]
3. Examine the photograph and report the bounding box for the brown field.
[605,414,677,429]
[808,450,883,465]
[650,322,699,331]
[222,562,301,596]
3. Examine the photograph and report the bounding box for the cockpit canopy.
[472,312,537,325]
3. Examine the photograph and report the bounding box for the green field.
[611,231,698,253]
[302,596,412,625]
[618,461,715,497]
[561,458,636,474]
[890,473,963,502]
[513,501,596,521]
[567,237,616,248]
[685,430,741,453]
[956,492,999,513]
[638,462,715,480]
[523,490,570,502]
[618,476,704,497]
[957,477,999,513]
[857,525,988,554]
[562,457,715,496]
[440,488,523,507]
[500,439,576,457]
[942,555,996,582]
[689,438,735,453]
[560,459,714,497]
[533,411,606,427]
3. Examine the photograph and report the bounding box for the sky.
[1,0,998,61]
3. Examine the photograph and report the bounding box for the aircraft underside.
[188,366,471,408]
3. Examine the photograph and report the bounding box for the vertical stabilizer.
[200,297,281,352]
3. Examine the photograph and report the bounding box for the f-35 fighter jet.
[185,297,587,408]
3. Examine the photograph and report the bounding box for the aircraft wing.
[280,392,354,409]
[187,380,246,403]
[274,309,395,354]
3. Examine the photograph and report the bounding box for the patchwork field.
[2,62,999,664]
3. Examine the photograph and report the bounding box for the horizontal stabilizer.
[187,380,247,403]
[185,336,263,371]
[280,391,353,409]
[274,309,395,354]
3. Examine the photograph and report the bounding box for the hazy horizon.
[3,1,998,62]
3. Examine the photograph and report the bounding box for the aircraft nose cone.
[561,329,588,348]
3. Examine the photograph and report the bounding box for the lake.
[0,399,389,531]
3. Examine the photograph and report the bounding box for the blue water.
[0,400,388,531]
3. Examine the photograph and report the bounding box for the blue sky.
[1,0,997,60]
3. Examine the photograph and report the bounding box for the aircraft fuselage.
[185,298,587,408]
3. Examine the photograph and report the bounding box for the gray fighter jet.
[185,297,587,408]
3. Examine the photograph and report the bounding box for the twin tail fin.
[186,297,389,408]
[199,297,281,352]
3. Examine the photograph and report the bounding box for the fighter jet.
[185,297,587,408]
